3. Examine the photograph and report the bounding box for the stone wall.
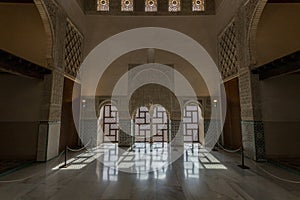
[261,74,300,158]
[0,74,44,160]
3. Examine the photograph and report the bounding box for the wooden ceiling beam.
[252,51,300,80]
[0,49,51,79]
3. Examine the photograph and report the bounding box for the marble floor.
[0,160,33,175]
[0,143,299,200]
[270,158,300,172]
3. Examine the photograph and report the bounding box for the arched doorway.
[98,103,119,143]
[133,105,170,144]
[183,102,204,145]
[152,105,169,143]
[134,106,151,143]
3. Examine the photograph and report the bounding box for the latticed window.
[218,21,238,79]
[183,105,200,142]
[102,105,119,142]
[168,0,181,12]
[134,106,169,143]
[97,0,109,11]
[152,106,169,143]
[64,21,82,78]
[145,0,157,12]
[135,106,151,142]
[192,0,205,11]
[121,0,134,11]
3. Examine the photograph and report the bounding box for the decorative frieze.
[40,0,67,70]
[41,0,58,34]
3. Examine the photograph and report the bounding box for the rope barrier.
[217,142,241,153]
[252,161,300,184]
[67,140,91,152]
[0,150,66,183]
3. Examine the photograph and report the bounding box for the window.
[97,0,109,11]
[183,105,201,142]
[101,104,119,143]
[192,0,205,11]
[134,105,169,143]
[145,0,157,12]
[135,106,151,142]
[121,0,134,11]
[169,0,181,12]
[152,106,169,143]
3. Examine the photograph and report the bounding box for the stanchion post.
[59,145,68,169]
[238,145,250,169]
[64,145,67,166]
[130,135,134,152]
[130,140,133,152]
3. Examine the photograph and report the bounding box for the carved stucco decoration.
[64,19,83,78]
[40,0,58,34]
[37,0,67,70]
[236,0,267,68]
[218,20,239,80]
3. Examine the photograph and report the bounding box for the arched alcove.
[252,1,300,166]
[0,1,52,67]
[97,101,119,144]
[0,1,54,163]
[183,101,205,145]
[133,104,170,144]
[255,2,300,66]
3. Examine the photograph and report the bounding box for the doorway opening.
[60,77,81,152]
[223,77,242,149]
[133,105,170,144]
[98,104,119,143]
[183,102,204,147]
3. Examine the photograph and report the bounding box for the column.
[37,70,64,161]
[239,68,265,161]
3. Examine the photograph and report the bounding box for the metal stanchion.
[212,142,219,151]
[130,140,134,152]
[59,146,68,169]
[130,120,136,152]
[238,145,250,169]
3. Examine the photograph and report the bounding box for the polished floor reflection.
[0,143,299,200]
[52,143,227,174]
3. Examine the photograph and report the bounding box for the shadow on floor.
[0,160,34,177]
